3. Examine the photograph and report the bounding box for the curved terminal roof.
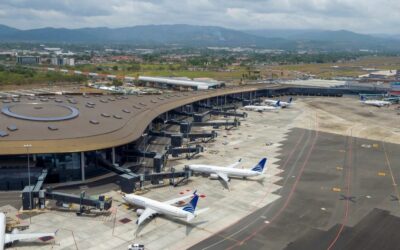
[0,85,276,155]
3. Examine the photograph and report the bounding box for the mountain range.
[0,24,399,51]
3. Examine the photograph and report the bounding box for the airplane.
[383,97,400,104]
[264,97,293,108]
[122,191,203,226]
[186,158,267,187]
[243,101,281,112]
[360,96,391,107]
[0,213,56,250]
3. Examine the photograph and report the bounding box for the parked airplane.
[186,158,267,187]
[265,97,293,108]
[243,101,280,112]
[360,96,391,107]
[123,191,202,226]
[0,213,56,250]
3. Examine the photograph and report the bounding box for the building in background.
[390,82,400,95]
[51,57,63,66]
[64,58,75,66]
[51,57,75,66]
[137,76,224,90]
[359,70,397,81]
[16,56,40,65]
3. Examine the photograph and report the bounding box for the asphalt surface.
[2,125,400,250]
[189,127,400,250]
[0,191,21,208]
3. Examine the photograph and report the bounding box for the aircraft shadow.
[218,178,230,190]
[135,215,208,237]
[229,176,265,187]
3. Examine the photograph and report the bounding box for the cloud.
[0,0,399,34]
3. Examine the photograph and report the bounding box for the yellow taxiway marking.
[336,166,343,171]
[378,172,387,176]
[373,144,379,148]
[332,187,341,192]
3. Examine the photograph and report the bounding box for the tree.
[112,79,123,86]
[128,63,141,71]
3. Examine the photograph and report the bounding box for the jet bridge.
[191,119,241,129]
[21,169,112,211]
[166,119,241,132]
[118,169,192,193]
[167,144,204,158]
[149,130,218,145]
[210,110,248,118]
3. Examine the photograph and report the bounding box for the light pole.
[24,144,32,210]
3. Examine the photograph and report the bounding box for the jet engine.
[209,174,219,180]
[136,209,144,216]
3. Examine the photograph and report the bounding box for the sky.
[0,0,399,34]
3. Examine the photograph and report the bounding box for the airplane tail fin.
[360,95,365,101]
[251,158,267,174]
[182,191,199,214]
[288,97,293,103]
[275,100,281,107]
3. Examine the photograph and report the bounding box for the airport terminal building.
[0,86,267,190]
[0,83,389,190]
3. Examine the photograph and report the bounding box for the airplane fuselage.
[243,105,279,112]
[265,100,290,108]
[123,194,190,219]
[362,100,391,107]
[188,164,261,178]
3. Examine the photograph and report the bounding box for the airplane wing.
[227,159,242,168]
[164,194,194,206]
[216,172,230,185]
[5,232,56,244]
[137,207,158,226]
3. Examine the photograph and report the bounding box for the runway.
[190,127,400,250]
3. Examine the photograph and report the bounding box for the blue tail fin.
[251,158,267,173]
[288,97,293,103]
[182,191,199,214]
[360,95,365,101]
[275,100,281,107]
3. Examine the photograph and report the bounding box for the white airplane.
[243,101,280,112]
[123,191,202,226]
[186,158,267,186]
[265,97,293,108]
[0,213,56,250]
[360,96,391,107]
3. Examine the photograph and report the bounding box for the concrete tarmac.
[190,128,400,250]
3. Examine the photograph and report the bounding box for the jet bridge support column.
[81,152,85,181]
[112,147,116,166]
